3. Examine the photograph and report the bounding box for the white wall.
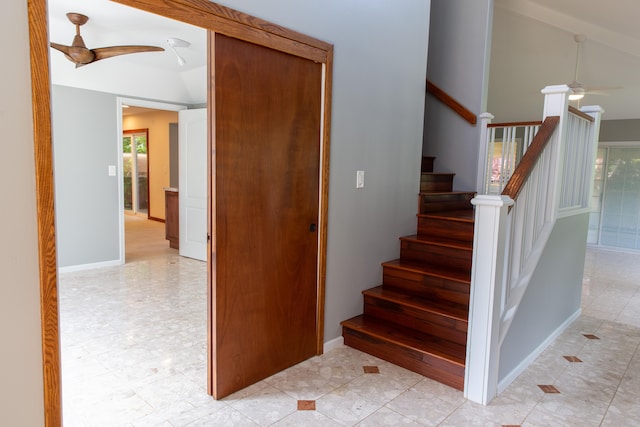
[599,119,640,141]
[499,214,588,382]
[213,0,432,340]
[424,0,493,191]
[0,2,46,425]
[52,85,121,268]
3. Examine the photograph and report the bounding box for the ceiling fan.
[567,34,622,101]
[50,12,165,67]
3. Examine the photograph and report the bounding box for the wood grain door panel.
[212,33,322,398]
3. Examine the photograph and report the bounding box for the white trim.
[497,308,581,394]
[116,97,188,265]
[598,140,640,147]
[557,207,592,218]
[323,336,344,353]
[58,259,123,274]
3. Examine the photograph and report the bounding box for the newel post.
[476,112,495,193]
[464,194,514,405]
[540,85,571,219]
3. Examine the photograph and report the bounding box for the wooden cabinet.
[164,189,179,249]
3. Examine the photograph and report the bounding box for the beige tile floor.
[59,217,640,426]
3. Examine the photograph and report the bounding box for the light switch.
[108,165,116,176]
[356,170,365,188]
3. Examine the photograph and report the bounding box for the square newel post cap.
[541,84,572,95]
[471,194,515,208]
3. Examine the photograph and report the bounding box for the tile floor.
[59,217,640,426]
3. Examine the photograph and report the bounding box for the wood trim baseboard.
[148,216,166,223]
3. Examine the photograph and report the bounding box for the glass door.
[122,130,149,215]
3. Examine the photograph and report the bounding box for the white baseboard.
[323,336,344,353]
[58,259,123,274]
[497,308,581,394]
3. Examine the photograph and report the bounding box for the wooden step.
[363,286,468,345]
[417,210,474,244]
[382,259,470,306]
[399,235,472,274]
[421,156,435,173]
[419,191,475,214]
[420,173,454,193]
[341,315,465,390]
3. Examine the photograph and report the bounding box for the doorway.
[30,0,333,422]
[117,98,187,263]
[122,129,149,215]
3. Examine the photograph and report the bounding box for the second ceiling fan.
[567,34,622,100]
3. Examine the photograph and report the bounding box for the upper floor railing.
[478,106,600,198]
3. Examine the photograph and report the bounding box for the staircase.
[341,156,475,390]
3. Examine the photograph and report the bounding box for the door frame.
[27,0,333,424]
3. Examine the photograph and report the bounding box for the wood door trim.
[31,0,333,422]
[112,0,329,63]
[27,0,62,424]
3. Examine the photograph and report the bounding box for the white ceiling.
[47,0,207,105]
[47,0,640,120]
[489,0,640,121]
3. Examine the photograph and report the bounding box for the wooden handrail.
[568,105,595,122]
[488,120,542,128]
[426,80,477,125]
[501,116,560,201]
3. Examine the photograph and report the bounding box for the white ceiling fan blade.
[584,85,623,94]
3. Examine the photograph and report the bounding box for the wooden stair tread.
[341,315,466,366]
[420,191,475,197]
[420,209,475,222]
[383,259,470,284]
[400,234,472,251]
[421,172,455,176]
[364,285,468,322]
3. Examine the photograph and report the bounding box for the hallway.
[59,219,640,425]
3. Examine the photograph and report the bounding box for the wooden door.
[211,33,322,398]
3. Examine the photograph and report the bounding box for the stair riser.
[363,296,467,345]
[342,327,464,391]
[420,174,454,193]
[419,193,474,214]
[400,240,472,275]
[382,266,470,307]
[421,156,435,173]
[417,217,474,243]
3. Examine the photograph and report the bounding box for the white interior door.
[179,108,207,261]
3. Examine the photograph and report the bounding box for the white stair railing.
[465,85,603,405]
[478,117,542,194]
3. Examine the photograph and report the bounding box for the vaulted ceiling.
[489,0,640,121]
[47,0,640,120]
[47,0,207,105]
